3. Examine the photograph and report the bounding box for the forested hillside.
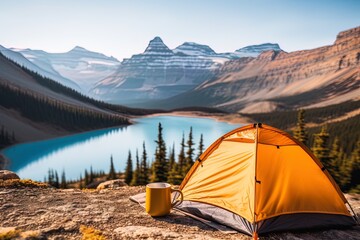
[19,64,164,116]
[0,82,129,131]
[243,100,360,155]
[0,52,136,149]
[244,105,360,192]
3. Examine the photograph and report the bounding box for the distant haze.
[0,0,359,60]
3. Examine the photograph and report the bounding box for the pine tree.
[124,150,133,185]
[168,144,175,172]
[48,169,54,185]
[184,127,195,175]
[167,143,183,185]
[151,123,168,182]
[339,155,352,190]
[312,125,331,168]
[89,166,94,183]
[329,137,342,178]
[140,142,149,185]
[60,170,67,189]
[108,155,116,180]
[350,141,360,188]
[79,173,83,189]
[130,149,140,186]
[293,109,308,146]
[54,170,59,188]
[197,134,204,159]
[178,133,186,177]
[84,169,89,187]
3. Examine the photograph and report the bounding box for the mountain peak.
[144,37,173,56]
[236,43,281,53]
[70,46,88,52]
[174,42,216,56]
[335,26,360,45]
[151,36,163,43]
[234,43,282,58]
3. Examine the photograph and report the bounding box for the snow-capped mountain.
[173,42,216,56]
[142,27,360,113]
[0,45,81,91]
[12,46,120,91]
[5,38,282,103]
[92,37,282,103]
[91,37,222,103]
[234,43,282,57]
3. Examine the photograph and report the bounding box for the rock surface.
[0,187,359,239]
[96,179,127,190]
[0,170,20,180]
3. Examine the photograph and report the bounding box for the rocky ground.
[1,185,360,240]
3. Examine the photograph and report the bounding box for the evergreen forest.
[50,111,360,193]
[0,82,129,131]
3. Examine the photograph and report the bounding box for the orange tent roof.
[178,123,356,236]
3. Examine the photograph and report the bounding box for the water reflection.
[2,116,240,181]
[4,127,125,172]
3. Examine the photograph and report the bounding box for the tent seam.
[256,210,353,222]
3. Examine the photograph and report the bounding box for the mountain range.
[132,26,360,113]
[1,26,359,114]
[1,39,282,104]
[10,46,121,92]
[0,51,133,143]
[0,45,81,91]
[91,39,281,103]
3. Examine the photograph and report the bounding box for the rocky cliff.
[91,37,282,104]
[152,26,360,113]
[91,37,221,104]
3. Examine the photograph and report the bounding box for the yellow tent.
[178,123,357,236]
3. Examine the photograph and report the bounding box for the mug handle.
[171,188,183,208]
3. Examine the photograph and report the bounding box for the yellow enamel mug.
[145,182,183,217]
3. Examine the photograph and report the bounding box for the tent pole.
[253,123,260,237]
[347,202,359,224]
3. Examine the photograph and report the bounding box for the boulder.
[96,179,127,190]
[0,170,20,180]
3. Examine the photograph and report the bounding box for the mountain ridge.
[91,37,282,103]
[132,26,360,113]
[0,45,81,91]
[11,46,121,92]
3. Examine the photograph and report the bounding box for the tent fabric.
[179,200,254,235]
[181,140,255,222]
[179,123,356,236]
[257,213,357,234]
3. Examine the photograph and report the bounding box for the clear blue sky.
[0,0,359,60]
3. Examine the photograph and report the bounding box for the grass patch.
[80,225,106,240]
[0,179,49,188]
[0,229,20,240]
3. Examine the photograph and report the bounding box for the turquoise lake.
[2,115,241,181]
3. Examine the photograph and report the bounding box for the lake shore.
[1,111,247,153]
[1,112,239,177]
[0,110,251,172]
[139,111,253,125]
